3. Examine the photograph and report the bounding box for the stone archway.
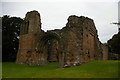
[37,31,64,67]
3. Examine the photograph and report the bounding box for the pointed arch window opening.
[25,21,29,34]
[21,21,29,35]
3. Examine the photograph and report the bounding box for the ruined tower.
[16,11,48,65]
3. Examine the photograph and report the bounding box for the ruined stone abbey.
[16,11,108,67]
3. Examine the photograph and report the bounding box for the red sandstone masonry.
[16,11,107,68]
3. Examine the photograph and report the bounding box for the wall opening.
[39,32,63,65]
[47,39,59,62]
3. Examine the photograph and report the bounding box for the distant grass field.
[0,62,2,78]
[2,60,119,78]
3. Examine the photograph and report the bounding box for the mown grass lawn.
[2,60,119,78]
[0,62,2,78]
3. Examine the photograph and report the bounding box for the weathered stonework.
[16,10,104,67]
[101,44,108,60]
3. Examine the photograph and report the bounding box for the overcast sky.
[0,0,119,43]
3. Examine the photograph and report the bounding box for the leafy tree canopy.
[107,32,120,54]
[2,15,23,62]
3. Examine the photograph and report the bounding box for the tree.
[107,32,120,54]
[2,15,23,62]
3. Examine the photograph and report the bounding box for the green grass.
[2,60,119,78]
[0,62,2,78]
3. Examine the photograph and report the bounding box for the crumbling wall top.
[26,10,40,18]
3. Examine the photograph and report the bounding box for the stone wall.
[101,44,108,60]
[16,11,103,67]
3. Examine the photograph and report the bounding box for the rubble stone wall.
[16,11,104,68]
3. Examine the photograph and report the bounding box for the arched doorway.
[38,31,64,67]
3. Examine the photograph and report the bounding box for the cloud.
[1,0,119,2]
